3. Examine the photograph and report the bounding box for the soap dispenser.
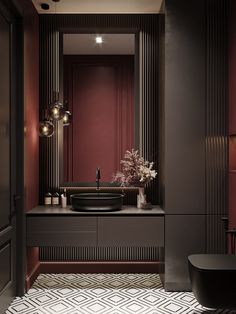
[44,192,52,206]
[61,189,67,208]
[52,191,59,206]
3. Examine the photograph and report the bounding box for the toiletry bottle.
[52,192,59,206]
[44,192,52,206]
[61,189,67,208]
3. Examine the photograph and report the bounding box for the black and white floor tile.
[5,274,236,314]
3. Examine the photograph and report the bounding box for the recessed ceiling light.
[95,36,103,44]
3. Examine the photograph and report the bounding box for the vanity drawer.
[27,217,97,246]
[98,217,164,247]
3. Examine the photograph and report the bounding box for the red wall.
[20,0,39,286]
[229,0,236,232]
[229,0,236,135]
[64,55,134,183]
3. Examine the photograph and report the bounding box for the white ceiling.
[64,34,135,55]
[32,0,164,14]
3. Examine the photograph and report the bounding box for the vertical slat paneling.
[139,17,159,204]
[39,246,160,261]
[40,18,60,200]
[39,14,159,204]
[206,0,228,253]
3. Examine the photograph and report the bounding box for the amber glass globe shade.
[39,120,54,137]
[63,110,72,126]
[49,101,65,121]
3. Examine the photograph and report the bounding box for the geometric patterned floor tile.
[5,274,236,314]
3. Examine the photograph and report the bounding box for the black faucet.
[96,167,101,191]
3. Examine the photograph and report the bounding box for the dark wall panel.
[205,0,228,252]
[0,10,11,230]
[164,0,206,215]
[165,215,205,291]
[164,0,228,291]
[39,14,160,205]
[229,0,236,234]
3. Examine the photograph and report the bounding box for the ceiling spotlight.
[95,36,103,44]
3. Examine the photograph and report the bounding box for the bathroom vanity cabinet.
[26,206,164,248]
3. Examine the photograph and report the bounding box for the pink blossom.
[113,149,157,187]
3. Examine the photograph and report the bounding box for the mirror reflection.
[63,33,136,184]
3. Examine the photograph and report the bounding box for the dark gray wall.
[164,0,206,215]
[164,0,228,291]
[165,215,205,291]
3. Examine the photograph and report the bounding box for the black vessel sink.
[70,193,123,212]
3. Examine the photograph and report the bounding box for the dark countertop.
[27,205,165,216]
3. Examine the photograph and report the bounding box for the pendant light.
[39,119,54,137]
[39,0,72,135]
[63,110,72,126]
[49,100,65,121]
[39,109,54,137]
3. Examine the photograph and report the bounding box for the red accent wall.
[229,0,236,135]
[229,0,236,231]
[20,1,39,283]
[63,55,134,183]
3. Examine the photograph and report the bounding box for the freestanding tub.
[188,254,236,309]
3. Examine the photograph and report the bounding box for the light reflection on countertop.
[26,205,165,216]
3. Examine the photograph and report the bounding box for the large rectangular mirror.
[40,15,159,203]
[61,33,138,186]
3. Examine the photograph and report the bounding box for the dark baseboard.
[25,261,41,291]
[40,261,161,274]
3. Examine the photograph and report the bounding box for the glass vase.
[137,187,146,208]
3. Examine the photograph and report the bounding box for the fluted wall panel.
[205,0,228,253]
[39,14,160,204]
[140,24,159,204]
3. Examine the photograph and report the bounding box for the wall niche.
[39,14,162,205]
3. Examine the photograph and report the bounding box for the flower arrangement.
[113,149,157,187]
